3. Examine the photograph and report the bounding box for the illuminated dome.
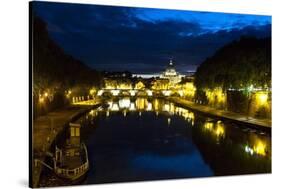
[164,60,177,77]
[161,59,182,84]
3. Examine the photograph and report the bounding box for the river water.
[40,97,271,186]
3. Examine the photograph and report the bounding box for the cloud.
[32,1,271,73]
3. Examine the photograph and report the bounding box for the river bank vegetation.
[33,17,102,118]
[194,37,271,118]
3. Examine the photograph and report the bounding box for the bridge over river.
[96,88,183,97]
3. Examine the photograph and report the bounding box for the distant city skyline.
[33,1,271,73]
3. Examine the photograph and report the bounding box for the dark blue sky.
[33,1,271,73]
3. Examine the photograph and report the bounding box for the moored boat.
[53,123,89,181]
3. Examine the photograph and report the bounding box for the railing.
[55,143,89,178]
[55,161,89,178]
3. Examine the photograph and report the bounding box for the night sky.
[33,1,271,74]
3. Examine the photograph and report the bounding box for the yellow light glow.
[162,90,171,96]
[146,90,153,96]
[136,98,147,110]
[119,98,130,109]
[215,124,225,137]
[204,122,214,130]
[97,90,104,96]
[111,89,120,96]
[135,81,145,89]
[182,82,196,98]
[118,83,132,90]
[129,90,136,96]
[257,92,268,105]
[111,103,119,111]
[129,102,136,111]
[146,102,152,111]
[253,140,267,156]
[39,97,44,103]
[90,89,96,95]
[205,88,226,107]
[44,92,48,97]
[178,90,184,97]
[163,103,170,112]
[153,99,160,111]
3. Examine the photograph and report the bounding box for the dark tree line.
[32,16,102,118]
[194,37,271,91]
[33,16,102,93]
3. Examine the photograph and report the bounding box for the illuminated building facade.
[132,60,185,83]
[160,59,182,84]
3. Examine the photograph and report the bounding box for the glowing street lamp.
[257,92,268,105]
[39,97,44,103]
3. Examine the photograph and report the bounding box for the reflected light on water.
[163,103,170,112]
[253,140,266,156]
[146,102,152,111]
[119,98,130,109]
[136,98,147,110]
[123,110,127,117]
[244,138,267,157]
[102,98,197,128]
[153,99,160,111]
[167,118,171,125]
[204,122,214,131]
[129,102,136,111]
[215,121,225,138]
[111,103,120,111]
[245,145,254,155]
[203,120,225,141]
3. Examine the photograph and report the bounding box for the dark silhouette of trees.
[33,16,102,92]
[194,36,271,118]
[194,37,271,91]
[32,16,102,118]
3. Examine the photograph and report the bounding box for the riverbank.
[32,101,101,187]
[168,97,271,130]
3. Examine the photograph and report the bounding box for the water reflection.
[86,97,271,161]
[244,136,269,157]
[102,98,196,126]
[64,97,271,184]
